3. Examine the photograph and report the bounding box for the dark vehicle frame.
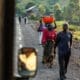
[0,0,29,80]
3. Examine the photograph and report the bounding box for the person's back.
[42,23,57,67]
[47,29,56,40]
[42,24,56,45]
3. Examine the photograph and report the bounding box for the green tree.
[25,2,35,9]
[63,0,80,25]
[38,4,46,16]
[16,3,26,16]
[54,3,63,20]
[16,0,34,16]
[15,0,71,17]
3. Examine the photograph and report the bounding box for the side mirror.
[17,47,37,78]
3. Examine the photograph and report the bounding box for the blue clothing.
[38,24,44,32]
[56,31,72,54]
[54,31,72,79]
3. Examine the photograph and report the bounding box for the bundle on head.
[42,16,55,24]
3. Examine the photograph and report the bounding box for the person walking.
[37,19,45,45]
[41,21,57,68]
[54,23,72,80]
[18,16,21,24]
[24,17,26,24]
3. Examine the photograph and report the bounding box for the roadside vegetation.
[55,21,80,41]
[16,0,80,41]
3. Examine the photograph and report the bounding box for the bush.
[29,13,39,20]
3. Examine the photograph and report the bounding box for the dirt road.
[14,18,80,80]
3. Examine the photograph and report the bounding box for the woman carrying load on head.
[41,16,57,68]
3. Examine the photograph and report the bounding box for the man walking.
[54,23,72,80]
[18,16,21,24]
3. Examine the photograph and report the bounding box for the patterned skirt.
[42,40,55,63]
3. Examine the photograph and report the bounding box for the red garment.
[42,29,57,45]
